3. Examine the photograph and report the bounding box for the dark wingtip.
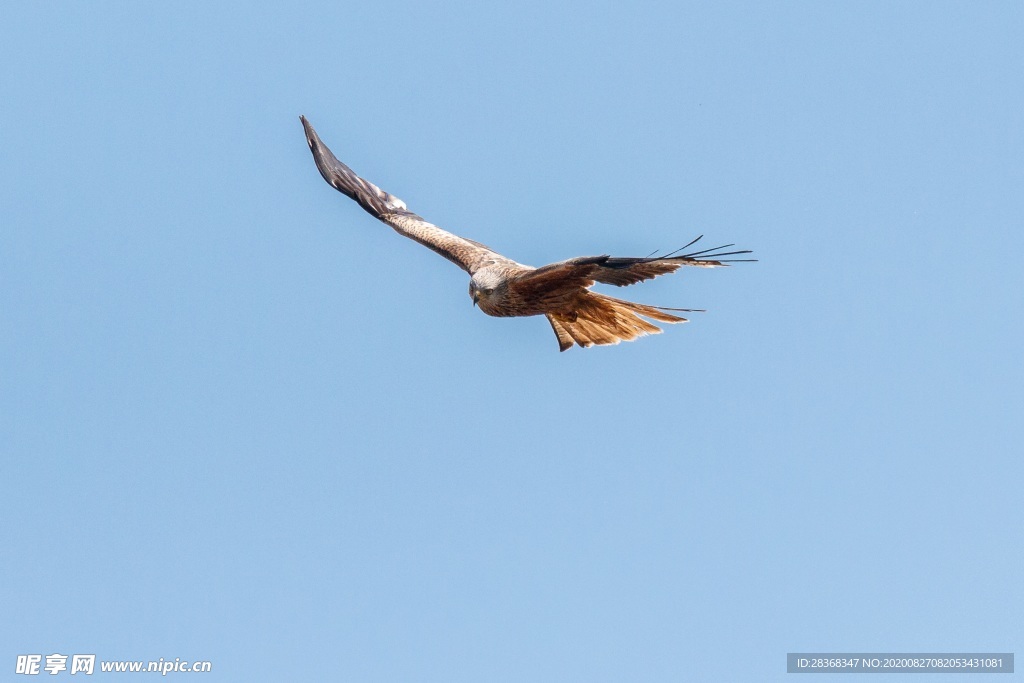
[300,116,321,143]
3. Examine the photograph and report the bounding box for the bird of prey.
[300,116,754,351]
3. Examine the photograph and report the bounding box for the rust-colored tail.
[545,292,691,351]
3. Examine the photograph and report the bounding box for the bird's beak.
[472,291,480,307]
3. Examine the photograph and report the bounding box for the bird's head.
[469,270,503,307]
[469,281,490,307]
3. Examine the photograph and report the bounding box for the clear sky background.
[2,2,1021,681]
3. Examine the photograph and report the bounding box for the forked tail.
[545,292,696,351]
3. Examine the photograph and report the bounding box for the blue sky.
[2,2,1021,680]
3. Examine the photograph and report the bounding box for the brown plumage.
[301,116,754,351]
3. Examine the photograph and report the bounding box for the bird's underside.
[300,116,754,351]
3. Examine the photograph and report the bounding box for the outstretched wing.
[520,237,755,289]
[592,240,755,285]
[301,116,503,274]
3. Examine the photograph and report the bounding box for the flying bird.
[300,116,754,351]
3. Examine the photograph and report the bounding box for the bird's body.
[301,116,753,351]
